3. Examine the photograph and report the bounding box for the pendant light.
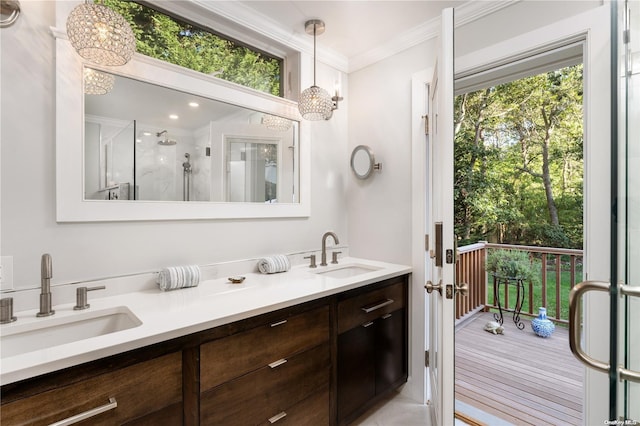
[298,19,336,121]
[83,68,115,95]
[262,114,293,132]
[66,0,136,67]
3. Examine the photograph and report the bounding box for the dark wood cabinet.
[337,319,376,420]
[0,352,183,426]
[0,274,409,426]
[336,278,408,425]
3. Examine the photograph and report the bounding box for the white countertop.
[0,257,411,385]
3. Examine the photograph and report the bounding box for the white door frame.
[410,4,611,423]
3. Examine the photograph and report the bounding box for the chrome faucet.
[36,253,55,317]
[321,231,340,266]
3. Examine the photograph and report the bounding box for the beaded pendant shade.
[298,20,334,121]
[262,114,293,132]
[66,1,136,67]
[84,68,115,95]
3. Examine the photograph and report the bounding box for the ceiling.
[194,0,518,73]
[242,1,462,59]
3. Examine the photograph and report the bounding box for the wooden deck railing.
[456,242,583,324]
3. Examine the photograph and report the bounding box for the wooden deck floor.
[455,311,583,426]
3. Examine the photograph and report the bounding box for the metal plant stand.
[492,274,526,330]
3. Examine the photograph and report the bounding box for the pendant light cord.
[313,23,317,86]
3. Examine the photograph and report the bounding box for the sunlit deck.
[455,312,583,426]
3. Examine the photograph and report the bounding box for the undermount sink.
[313,263,382,279]
[1,306,142,359]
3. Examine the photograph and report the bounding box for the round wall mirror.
[350,145,381,179]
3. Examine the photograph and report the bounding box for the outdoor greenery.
[454,65,584,249]
[486,249,535,280]
[104,0,282,96]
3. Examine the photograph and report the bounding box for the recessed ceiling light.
[169,114,179,120]
[143,131,151,136]
[189,102,199,107]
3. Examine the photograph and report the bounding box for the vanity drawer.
[0,352,182,426]
[201,343,330,425]
[257,387,330,426]
[338,279,405,334]
[200,304,329,390]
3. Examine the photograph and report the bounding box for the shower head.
[156,130,177,146]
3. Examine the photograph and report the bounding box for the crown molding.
[113,0,520,74]
[348,0,520,72]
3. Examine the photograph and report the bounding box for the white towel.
[257,255,291,274]
[156,265,201,291]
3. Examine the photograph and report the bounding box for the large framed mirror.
[54,32,309,221]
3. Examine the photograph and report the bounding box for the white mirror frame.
[53,29,310,222]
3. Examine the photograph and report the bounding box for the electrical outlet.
[1,256,14,291]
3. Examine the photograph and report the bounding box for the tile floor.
[350,392,475,426]
[350,392,432,426]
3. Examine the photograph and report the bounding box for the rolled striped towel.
[156,265,201,291]
[257,255,290,274]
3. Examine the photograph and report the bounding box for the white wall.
[0,1,348,297]
[347,40,435,265]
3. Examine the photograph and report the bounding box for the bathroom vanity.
[0,259,410,425]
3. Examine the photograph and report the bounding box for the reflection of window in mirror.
[226,137,281,203]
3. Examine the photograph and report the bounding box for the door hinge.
[425,234,429,252]
[422,115,430,135]
[425,350,429,368]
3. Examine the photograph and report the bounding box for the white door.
[422,4,613,424]
[616,0,640,418]
[426,8,455,425]
[568,1,640,421]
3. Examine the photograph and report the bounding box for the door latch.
[446,284,453,299]
[446,249,454,264]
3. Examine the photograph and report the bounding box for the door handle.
[425,280,442,295]
[619,284,640,383]
[455,282,469,297]
[569,281,640,383]
[568,280,610,374]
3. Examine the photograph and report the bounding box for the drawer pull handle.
[269,358,288,369]
[49,397,117,426]
[382,313,392,320]
[361,298,394,313]
[270,319,288,327]
[268,411,287,423]
[362,321,374,328]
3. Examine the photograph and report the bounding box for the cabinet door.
[375,309,407,394]
[337,321,376,422]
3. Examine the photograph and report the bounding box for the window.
[103,0,283,96]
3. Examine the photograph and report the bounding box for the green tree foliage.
[455,65,583,248]
[104,0,282,96]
